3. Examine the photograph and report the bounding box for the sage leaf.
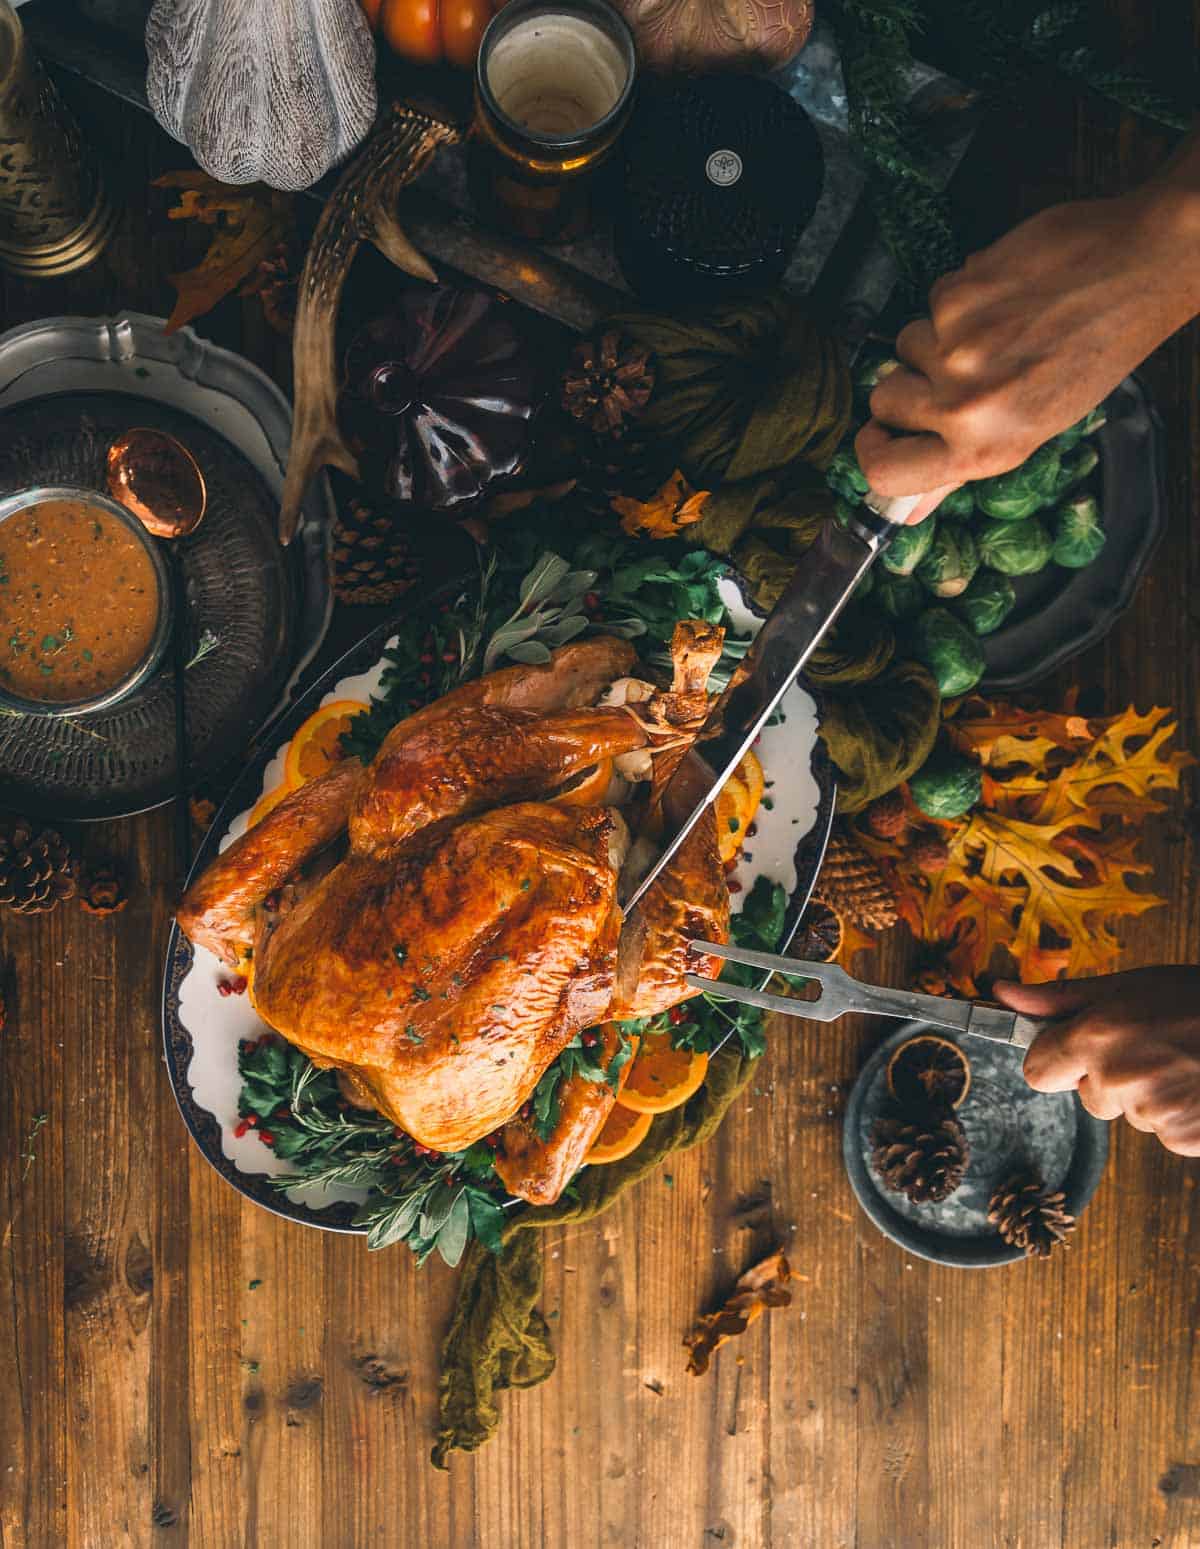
[436,1191,471,1268]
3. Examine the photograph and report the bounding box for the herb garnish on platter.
[238,1036,506,1264]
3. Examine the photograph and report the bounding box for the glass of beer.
[473,0,637,241]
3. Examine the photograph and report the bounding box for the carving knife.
[620,485,922,913]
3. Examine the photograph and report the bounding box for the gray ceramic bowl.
[843,1020,1109,1268]
[0,483,172,718]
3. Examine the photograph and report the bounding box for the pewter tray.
[0,313,332,820]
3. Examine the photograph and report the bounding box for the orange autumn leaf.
[855,703,1192,995]
[684,1249,800,1377]
[612,470,709,540]
[155,171,294,335]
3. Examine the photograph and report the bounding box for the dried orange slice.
[616,1030,708,1114]
[586,1103,653,1164]
[549,757,614,807]
[247,782,292,829]
[283,699,368,789]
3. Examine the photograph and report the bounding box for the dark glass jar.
[613,75,824,305]
[471,0,637,242]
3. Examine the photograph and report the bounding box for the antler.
[279,102,462,545]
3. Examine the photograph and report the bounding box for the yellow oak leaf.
[154,171,295,336]
[612,471,709,540]
[852,699,1190,994]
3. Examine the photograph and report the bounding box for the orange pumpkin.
[361,0,501,68]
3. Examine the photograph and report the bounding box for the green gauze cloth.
[432,1047,757,1468]
[605,297,940,812]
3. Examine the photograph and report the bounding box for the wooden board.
[2,22,1199,1544]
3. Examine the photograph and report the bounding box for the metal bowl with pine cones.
[843,1022,1109,1268]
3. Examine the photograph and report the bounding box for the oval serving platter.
[162,573,837,1233]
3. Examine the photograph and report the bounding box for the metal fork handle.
[688,942,1046,1050]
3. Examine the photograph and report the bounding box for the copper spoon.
[107,429,208,885]
[107,428,207,540]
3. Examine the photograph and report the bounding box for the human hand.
[856,180,1200,513]
[994,969,1200,1157]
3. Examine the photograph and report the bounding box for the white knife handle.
[863,488,925,525]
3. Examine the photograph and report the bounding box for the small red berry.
[520,1102,532,1121]
[245,1112,258,1126]
[259,1131,275,1146]
[441,649,457,663]
[584,592,600,610]
[668,1005,687,1025]
[727,879,743,894]
[746,823,757,838]
[419,652,434,665]
[581,1030,599,1047]
[234,1119,249,1138]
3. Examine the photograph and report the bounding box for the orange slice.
[715,749,766,863]
[549,757,614,807]
[283,699,369,789]
[616,1030,709,1114]
[247,782,292,829]
[586,1103,653,1164]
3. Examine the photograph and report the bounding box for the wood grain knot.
[356,1355,407,1396]
[1159,1463,1200,1498]
[284,1375,324,1410]
[151,1501,179,1528]
[63,1236,109,1312]
[125,1234,154,1297]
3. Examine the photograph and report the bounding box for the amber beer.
[473,0,636,240]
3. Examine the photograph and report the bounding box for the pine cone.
[908,831,950,875]
[818,828,898,931]
[561,332,654,439]
[870,1107,969,1204]
[0,822,77,915]
[865,789,908,841]
[332,497,420,606]
[78,861,129,916]
[988,1172,1076,1258]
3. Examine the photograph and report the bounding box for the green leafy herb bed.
[236,506,790,1267]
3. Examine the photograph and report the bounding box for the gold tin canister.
[0,0,116,278]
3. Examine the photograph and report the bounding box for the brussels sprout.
[1051,495,1106,568]
[874,571,926,623]
[910,753,983,820]
[936,486,976,520]
[974,444,1061,520]
[975,515,1054,576]
[910,607,986,696]
[880,515,937,577]
[853,352,899,397]
[1050,442,1100,499]
[833,495,858,530]
[826,446,869,503]
[951,570,1016,636]
[916,526,980,598]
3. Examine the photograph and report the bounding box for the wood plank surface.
[2,11,1199,1544]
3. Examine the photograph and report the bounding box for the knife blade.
[619,490,920,913]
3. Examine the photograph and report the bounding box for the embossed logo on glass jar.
[705,148,743,188]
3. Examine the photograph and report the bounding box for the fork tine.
[683,973,843,1022]
[690,938,847,985]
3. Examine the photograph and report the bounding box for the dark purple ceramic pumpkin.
[341,288,537,511]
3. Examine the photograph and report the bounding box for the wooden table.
[2,21,1199,1547]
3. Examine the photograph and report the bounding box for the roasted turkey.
[177,627,731,1203]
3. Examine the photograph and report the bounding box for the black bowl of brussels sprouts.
[829,371,1166,692]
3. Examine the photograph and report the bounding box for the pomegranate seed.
[584,592,600,610]
[245,1113,258,1127]
[581,1030,599,1047]
[746,823,757,838]
[234,1119,249,1138]
[727,879,743,894]
[419,652,434,665]
[441,649,457,663]
[668,1005,687,1024]
[230,976,247,996]
[259,1131,275,1146]
[265,891,280,911]
[217,980,232,997]
[485,1133,501,1148]
[520,1102,532,1121]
